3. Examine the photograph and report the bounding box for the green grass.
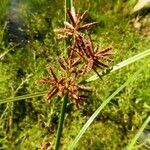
[0,0,150,149]
[127,115,150,150]
[0,0,9,22]
[68,59,150,149]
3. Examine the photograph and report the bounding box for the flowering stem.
[65,0,73,22]
[55,1,72,149]
[66,0,73,9]
[64,0,73,55]
[55,93,68,150]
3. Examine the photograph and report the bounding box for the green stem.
[64,0,73,55]
[66,0,73,9]
[55,94,68,150]
[55,1,73,149]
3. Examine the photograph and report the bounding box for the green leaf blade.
[0,91,48,104]
[127,116,150,150]
[68,60,149,150]
[86,49,150,82]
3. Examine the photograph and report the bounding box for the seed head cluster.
[39,7,113,107]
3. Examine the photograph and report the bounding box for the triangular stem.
[55,94,68,150]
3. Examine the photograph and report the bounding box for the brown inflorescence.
[38,66,91,108]
[54,8,97,40]
[38,7,113,107]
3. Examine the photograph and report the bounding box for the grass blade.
[68,60,149,150]
[127,116,150,150]
[0,49,11,59]
[0,91,48,104]
[0,44,20,60]
[86,49,150,82]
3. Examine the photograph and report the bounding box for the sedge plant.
[0,0,150,149]
[35,0,150,149]
[38,0,113,149]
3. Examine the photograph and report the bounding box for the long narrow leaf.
[68,60,149,150]
[0,91,48,104]
[86,49,150,82]
[127,116,150,150]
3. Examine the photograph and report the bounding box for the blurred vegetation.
[0,0,150,149]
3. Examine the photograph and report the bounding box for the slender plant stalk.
[66,0,73,9]
[55,1,73,150]
[55,94,68,150]
[64,0,73,55]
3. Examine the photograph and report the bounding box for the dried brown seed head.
[54,8,98,40]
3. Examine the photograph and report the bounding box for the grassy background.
[0,0,150,149]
